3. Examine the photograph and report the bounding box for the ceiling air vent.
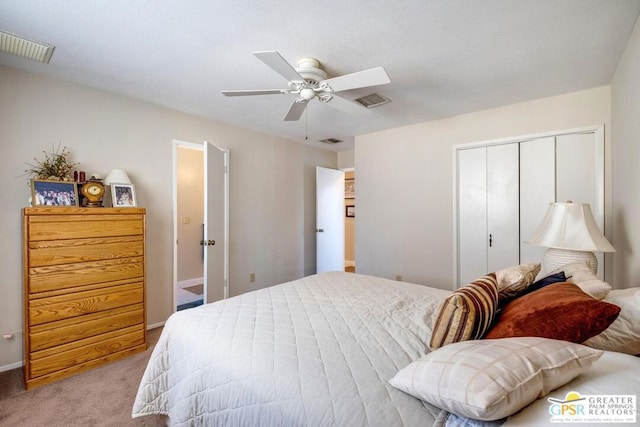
[319,138,343,144]
[0,30,55,63]
[354,93,391,108]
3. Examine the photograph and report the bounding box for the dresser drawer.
[29,282,143,325]
[30,305,144,351]
[28,257,144,294]
[28,215,143,241]
[29,236,144,267]
[30,326,145,378]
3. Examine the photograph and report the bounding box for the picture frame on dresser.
[30,179,79,207]
[111,183,137,207]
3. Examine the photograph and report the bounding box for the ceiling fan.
[222,51,391,121]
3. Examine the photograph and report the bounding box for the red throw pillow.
[485,282,620,343]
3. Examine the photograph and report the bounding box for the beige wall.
[355,86,612,289]
[612,14,640,288]
[177,146,204,282]
[337,149,354,169]
[0,65,336,369]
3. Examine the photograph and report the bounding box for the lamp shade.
[525,202,615,252]
[104,169,131,185]
[525,202,614,275]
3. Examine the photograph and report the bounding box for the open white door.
[204,142,229,303]
[316,167,345,273]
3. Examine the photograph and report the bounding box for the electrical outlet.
[250,273,255,283]
[395,274,402,281]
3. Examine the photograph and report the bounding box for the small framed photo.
[345,178,355,199]
[111,183,137,207]
[346,205,355,218]
[31,179,79,206]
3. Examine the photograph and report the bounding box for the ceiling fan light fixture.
[354,93,391,108]
[318,93,333,103]
[0,30,55,63]
[300,87,316,101]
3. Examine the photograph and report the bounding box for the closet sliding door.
[520,137,555,265]
[455,126,605,288]
[520,133,603,270]
[555,132,603,274]
[457,144,519,285]
[457,147,487,285]
[486,144,520,273]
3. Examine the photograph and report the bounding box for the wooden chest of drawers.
[23,207,146,389]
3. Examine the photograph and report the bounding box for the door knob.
[200,240,216,246]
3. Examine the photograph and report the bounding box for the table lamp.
[104,169,132,185]
[525,201,615,274]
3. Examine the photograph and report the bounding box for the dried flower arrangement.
[25,143,79,181]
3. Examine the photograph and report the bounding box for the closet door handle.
[489,234,493,247]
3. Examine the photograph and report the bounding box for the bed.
[132,270,640,426]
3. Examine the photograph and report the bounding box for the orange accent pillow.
[485,282,620,343]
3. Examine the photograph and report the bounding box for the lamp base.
[542,248,597,274]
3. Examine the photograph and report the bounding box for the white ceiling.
[1,1,639,152]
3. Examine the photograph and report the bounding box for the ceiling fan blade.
[284,101,307,121]
[321,66,390,92]
[324,95,369,116]
[222,89,290,97]
[253,51,305,83]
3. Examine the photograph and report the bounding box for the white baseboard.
[0,323,166,373]
[147,321,166,330]
[0,361,23,373]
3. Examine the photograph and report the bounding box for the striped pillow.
[429,273,498,350]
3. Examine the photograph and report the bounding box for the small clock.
[81,180,105,207]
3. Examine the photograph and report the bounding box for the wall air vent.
[354,93,391,108]
[319,138,343,144]
[0,30,55,64]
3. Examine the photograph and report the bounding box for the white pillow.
[547,262,611,299]
[389,337,603,421]
[507,350,640,425]
[583,287,640,355]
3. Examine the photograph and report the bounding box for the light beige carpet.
[0,328,166,427]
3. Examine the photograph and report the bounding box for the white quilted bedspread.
[132,271,451,426]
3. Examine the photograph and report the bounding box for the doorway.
[174,143,205,310]
[344,170,355,272]
[316,167,355,273]
[172,140,229,312]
